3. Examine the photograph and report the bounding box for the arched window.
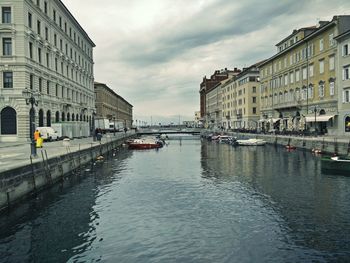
[47,110,51,127]
[1,107,17,135]
[345,116,350,132]
[80,114,82,121]
[55,111,60,122]
[72,113,75,121]
[39,109,44,127]
[61,112,65,122]
[67,112,70,121]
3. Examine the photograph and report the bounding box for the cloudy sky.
[62,0,350,124]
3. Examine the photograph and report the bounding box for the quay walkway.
[0,131,135,211]
[0,131,134,173]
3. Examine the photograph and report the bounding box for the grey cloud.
[118,0,302,66]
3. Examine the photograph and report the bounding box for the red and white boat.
[128,138,164,150]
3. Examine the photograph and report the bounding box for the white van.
[37,127,59,141]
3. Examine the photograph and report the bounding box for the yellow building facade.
[260,16,350,135]
[222,64,260,130]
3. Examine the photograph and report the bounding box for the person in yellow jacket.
[34,129,43,148]
[34,129,40,141]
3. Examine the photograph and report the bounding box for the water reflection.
[0,149,132,263]
[0,141,349,262]
[201,141,350,262]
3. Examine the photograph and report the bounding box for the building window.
[343,89,350,103]
[55,57,58,71]
[2,7,11,23]
[343,44,349,56]
[295,70,300,82]
[319,38,324,52]
[30,74,34,89]
[3,72,13,88]
[37,20,41,35]
[308,85,313,99]
[290,72,294,83]
[309,64,314,77]
[329,33,334,46]
[36,0,40,6]
[55,84,58,97]
[329,56,335,71]
[53,10,56,22]
[47,80,50,94]
[38,48,41,63]
[44,1,48,14]
[319,60,324,74]
[29,42,33,59]
[1,107,17,135]
[252,107,256,114]
[46,53,49,67]
[28,12,32,28]
[330,82,335,96]
[302,67,307,80]
[252,97,256,103]
[345,116,350,132]
[319,83,325,98]
[252,86,256,93]
[59,16,62,28]
[39,78,42,92]
[343,66,350,80]
[2,38,12,56]
[45,27,48,40]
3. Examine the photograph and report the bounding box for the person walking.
[34,129,40,141]
[34,129,43,148]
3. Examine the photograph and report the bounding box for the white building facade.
[0,0,95,142]
[336,30,350,136]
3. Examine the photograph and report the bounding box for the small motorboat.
[311,148,322,154]
[321,155,350,175]
[236,138,266,146]
[285,145,296,150]
[128,138,164,150]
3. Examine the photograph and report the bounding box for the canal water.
[0,139,350,262]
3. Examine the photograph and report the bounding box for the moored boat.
[321,156,350,175]
[128,138,164,150]
[236,138,266,146]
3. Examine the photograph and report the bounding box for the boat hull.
[321,157,350,175]
[129,143,162,150]
[237,139,266,146]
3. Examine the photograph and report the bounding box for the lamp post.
[113,116,116,136]
[23,89,40,157]
[92,111,96,141]
[314,106,317,135]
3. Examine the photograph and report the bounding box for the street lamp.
[314,106,317,135]
[23,89,40,157]
[92,111,96,141]
[113,116,116,136]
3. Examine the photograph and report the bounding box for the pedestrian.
[124,127,127,134]
[34,129,40,141]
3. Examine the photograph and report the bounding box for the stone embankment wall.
[202,131,350,156]
[0,136,133,212]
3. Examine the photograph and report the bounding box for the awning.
[305,115,335,122]
[271,118,281,123]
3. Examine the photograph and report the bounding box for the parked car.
[37,127,59,141]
